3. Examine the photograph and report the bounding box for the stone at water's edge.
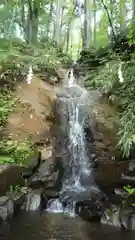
[0,196,13,221]
[101,205,135,231]
[21,188,42,211]
[0,194,25,221]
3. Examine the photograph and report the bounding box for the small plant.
[0,138,36,165]
[0,91,18,125]
[123,185,135,207]
[7,184,22,197]
[85,53,135,157]
[123,185,135,195]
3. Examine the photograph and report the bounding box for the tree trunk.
[84,0,92,49]
[66,25,70,53]
[120,0,125,33]
[54,0,62,46]
[60,6,65,34]
[61,4,75,51]
[47,0,53,39]
[81,25,85,50]
[132,0,135,39]
[93,0,96,45]
[100,0,116,43]
[20,0,39,44]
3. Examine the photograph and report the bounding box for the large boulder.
[0,196,14,221]
[27,158,58,189]
[86,90,119,162]
[101,205,135,231]
[21,188,43,211]
[95,161,128,190]
[0,193,25,221]
[0,164,24,196]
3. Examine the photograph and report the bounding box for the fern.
[85,54,135,157]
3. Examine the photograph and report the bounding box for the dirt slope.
[3,75,57,143]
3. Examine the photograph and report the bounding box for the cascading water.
[46,68,97,216]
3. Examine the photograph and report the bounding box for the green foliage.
[0,138,35,165]
[95,12,109,48]
[79,46,112,69]
[124,185,135,195]
[7,184,22,197]
[123,185,135,207]
[86,59,119,92]
[0,38,71,81]
[85,54,135,157]
[0,84,37,166]
[0,91,18,125]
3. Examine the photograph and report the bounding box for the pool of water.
[0,212,134,240]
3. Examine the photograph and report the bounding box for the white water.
[46,69,93,216]
[68,68,76,87]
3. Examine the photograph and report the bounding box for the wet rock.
[86,91,120,162]
[25,151,41,169]
[114,188,125,197]
[122,174,135,182]
[119,159,135,188]
[28,159,58,189]
[49,76,58,85]
[0,196,14,220]
[120,209,135,231]
[60,187,106,221]
[107,194,122,206]
[40,146,52,161]
[12,193,25,216]
[56,85,86,98]
[0,165,24,197]
[128,160,135,171]
[101,205,121,228]
[121,160,135,182]
[76,192,105,221]
[22,188,42,211]
[101,206,135,231]
[95,162,129,190]
[76,200,103,221]
[45,189,59,199]
[21,151,42,180]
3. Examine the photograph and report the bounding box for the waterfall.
[46,68,96,216]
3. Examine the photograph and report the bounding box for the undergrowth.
[0,138,36,165]
[85,52,135,158]
[0,83,35,165]
[0,38,71,83]
[0,91,18,125]
[0,37,71,165]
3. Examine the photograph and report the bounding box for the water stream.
[46,69,99,215]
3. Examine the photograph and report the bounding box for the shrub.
[0,138,36,165]
[85,54,135,157]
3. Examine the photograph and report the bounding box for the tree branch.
[14,19,25,30]
[27,0,32,13]
[20,0,26,28]
[13,18,29,43]
[100,0,116,42]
